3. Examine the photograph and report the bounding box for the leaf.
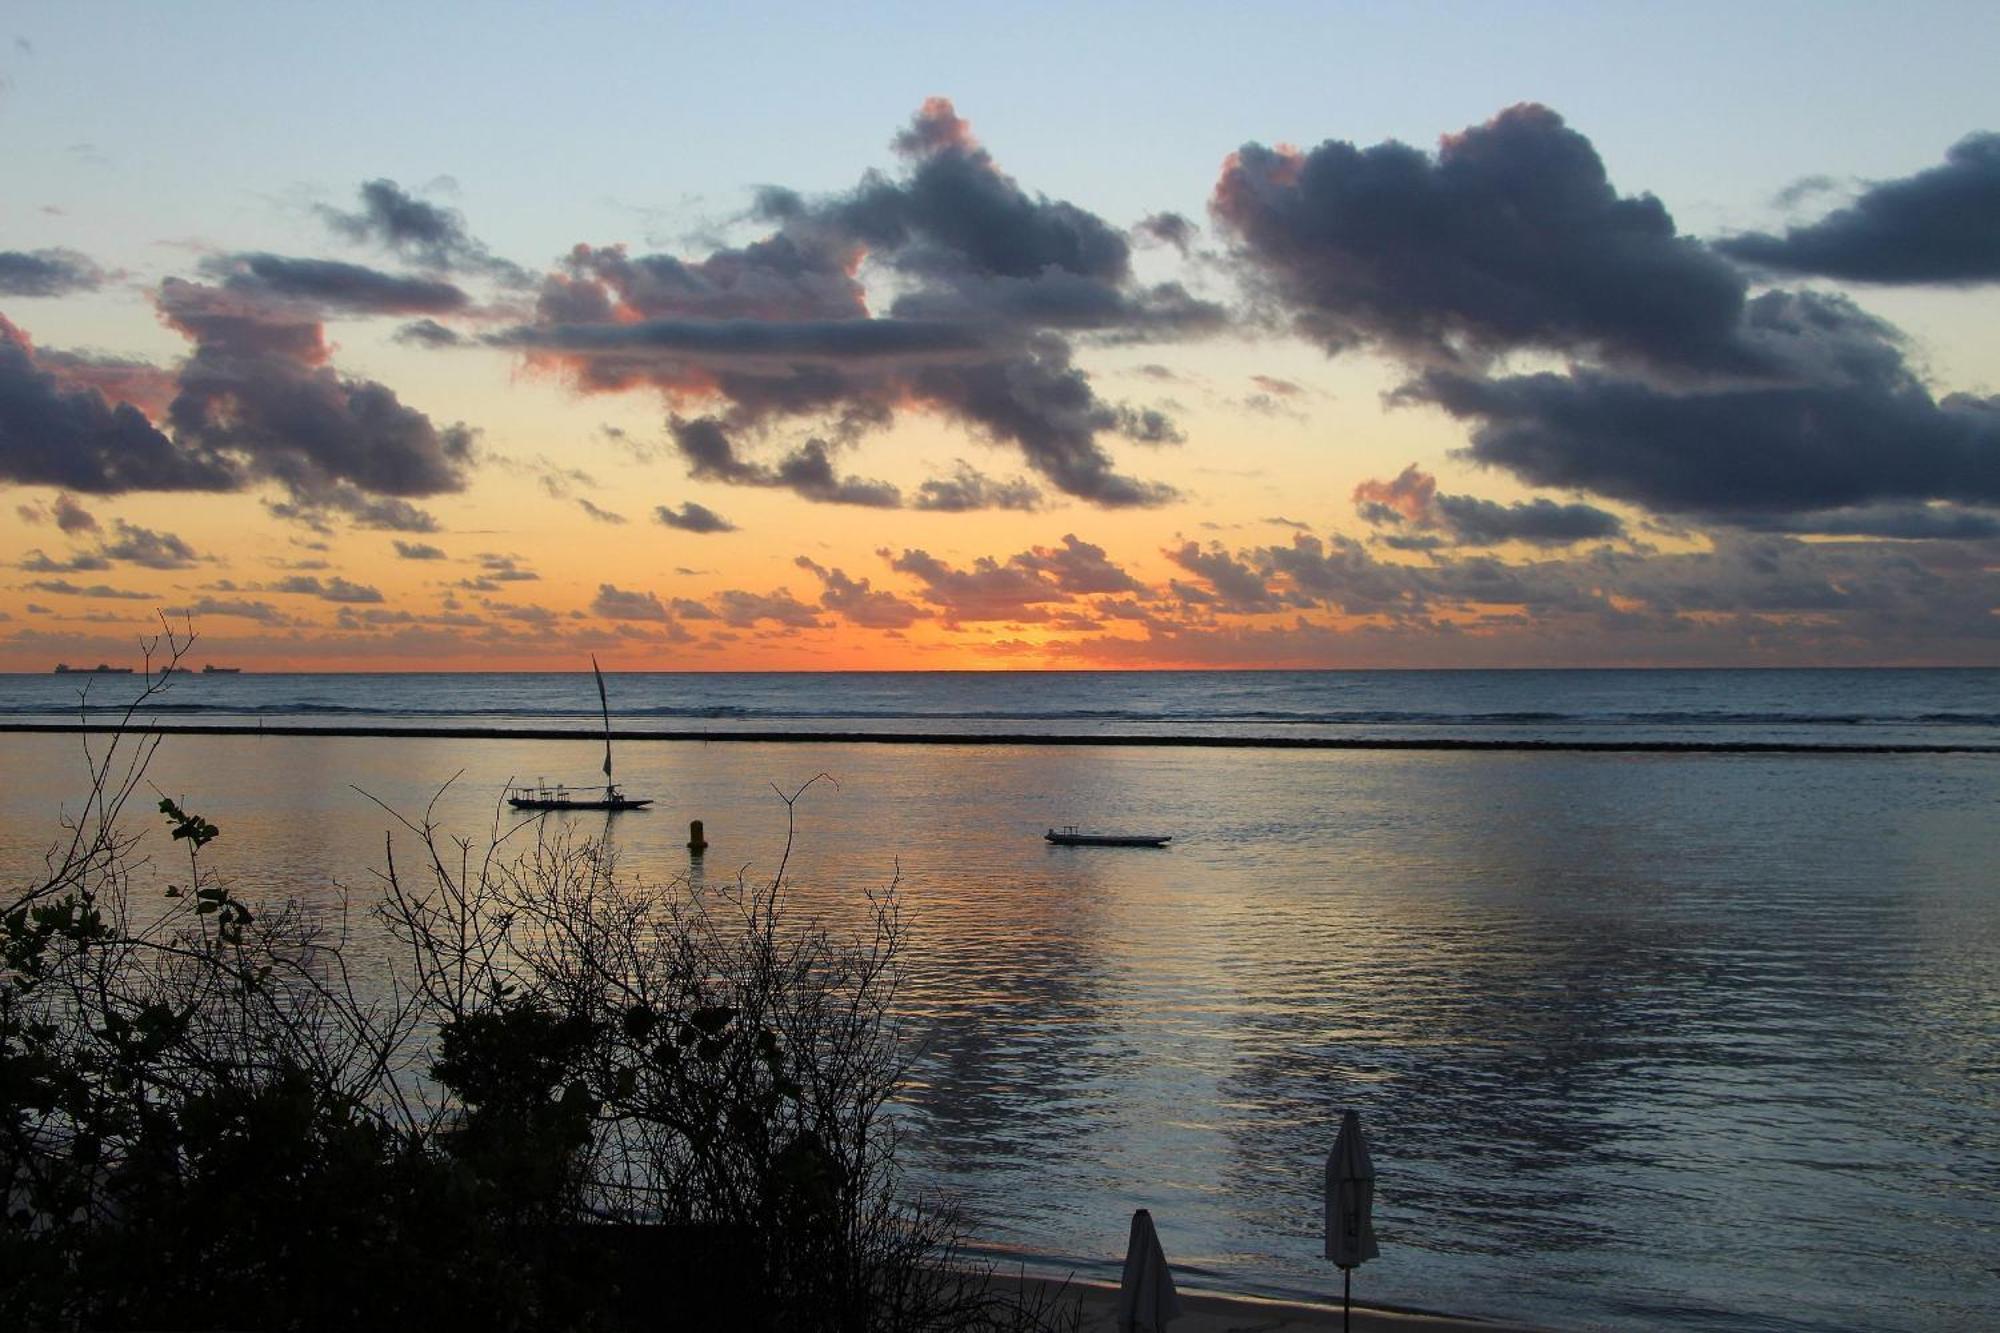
[690,1004,735,1036]
[621,1004,658,1042]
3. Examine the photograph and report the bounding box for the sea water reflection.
[1,734,1995,1330]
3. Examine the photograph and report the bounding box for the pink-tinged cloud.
[1352,464,1439,525]
[884,547,1069,625]
[795,557,927,628]
[714,588,823,629]
[0,313,234,493]
[1015,533,1146,595]
[591,583,670,621]
[497,101,1211,508]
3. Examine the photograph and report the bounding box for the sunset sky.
[3,1,1996,670]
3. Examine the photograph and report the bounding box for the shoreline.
[1,721,1994,755]
[999,1274,1549,1331]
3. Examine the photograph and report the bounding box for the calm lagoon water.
[2,671,1996,1330]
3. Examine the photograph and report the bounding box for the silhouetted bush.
[2,629,1075,1332]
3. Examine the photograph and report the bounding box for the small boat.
[507,656,654,813]
[54,663,134,674]
[201,664,242,674]
[1045,825,1172,848]
[507,782,652,812]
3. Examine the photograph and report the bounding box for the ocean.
[2,665,1999,748]
[3,668,1996,1330]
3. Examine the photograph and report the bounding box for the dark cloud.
[26,348,179,419]
[1402,291,2000,521]
[577,497,626,524]
[1212,103,1753,375]
[518,457,594,500]
[1133,212,1196,253]
[1353,464,1626,547]
[853,97,1133,288]
[1160,529,1611,625]
[23,579,156,599]
[885,546,1067,625]
[795,557,926,628]
[1726,504,2000,541]
[1165,541,1289,613]
[202,253,470,315]
[98,520,200,569]
[393,539,447,559]
[266,483,441,533]
[1717,133,2000,283]
[509,311,986,365]
[52,492,98,533]
[268,574,384,603]
[394,318,465,347]
[474,553,539,582]
[713,588,822,629]
[1434,494,1625,545]
[591,583,670,621]
[16,492,101,534]
[334,607,417,629]
[669,415,900,506]
[164,596,296,625]
[774,438,901,506]
[0,247,106,297]
[486,600,559,627]
[671,415,764,484]
[9,287,463,518]
[1116,405,1183,444]
[159,278,474,503]
[0,313,235,493]
[318,179,529,284]
[1013,533,1145,593]
[24,518,203,572]
[19,549,110,573]
[654,500,736,533]
[909,344,1179,506]
[549,231,866,323]
[500,100,1202,507]
[1772,175,1841,211]
[910,462,1041,512]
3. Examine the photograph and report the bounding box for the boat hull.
[509,796,653,812]
[1045,831,1171,847]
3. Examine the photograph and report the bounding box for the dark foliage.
[1,627,1075,1333]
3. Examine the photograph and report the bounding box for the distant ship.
[200,664,242,674]
[53,663,135,674]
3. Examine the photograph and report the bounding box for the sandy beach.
[1004,1276,1546,1332]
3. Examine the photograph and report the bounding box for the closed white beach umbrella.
[1116,1207,1184,1332]
[1325,1108,1379,1330]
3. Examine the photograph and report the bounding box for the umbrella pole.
[1343,1266,1351,1332]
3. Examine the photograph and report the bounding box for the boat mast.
[592,655,614,787]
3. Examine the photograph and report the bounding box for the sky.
[2,1,1997,671]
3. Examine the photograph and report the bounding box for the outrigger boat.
[507,781,652,812]
[507,656,654,813]
[1045,825,1171,848]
